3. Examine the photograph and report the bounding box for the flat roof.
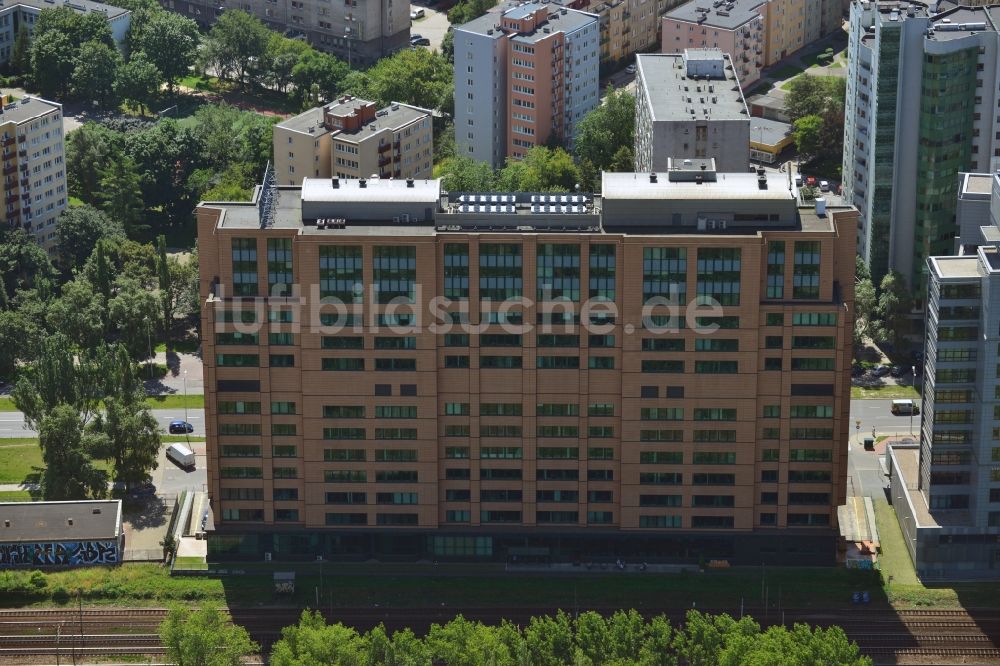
[665,0,762,29]
[511,7,597,43]
[8,0,129,19]
[204,174,848,235]
[637,53,748,122]
[750,118,792,146]
[602,170,792,201]
[0,500,122,543]
[927,5,996,41]
[929,256,981,279]
[961,173,994,196]
[0,96,61,125]
[277,101,429,140]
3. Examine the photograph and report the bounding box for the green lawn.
[0,396,15,411]
[0,561,883,610]
[0,490,34,501]
[146,394,205,409]
[0,439,43,484]
[162,435,206,443]
[154,339,201,354]
[871,498,1000,607]
[174,557,209,571]
[68,196,85,207]
[851,385,920,400]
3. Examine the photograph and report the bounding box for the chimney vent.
[406,178,415,188]
[649,173,657,183]
[331,178,339,189]
[359,179,367,188]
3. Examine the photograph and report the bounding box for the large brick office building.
[197,162,856,564]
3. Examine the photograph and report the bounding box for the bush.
[29,570,47,589]
[52,585,70,603]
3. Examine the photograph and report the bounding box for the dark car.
[410,36,430,46]
[890,365,903,378]
[873,365,892,378]
[169,419,194,434]
[128,482,157,499]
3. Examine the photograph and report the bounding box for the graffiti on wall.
[0,540,120,567]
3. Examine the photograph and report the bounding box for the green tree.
[875,270,912,352]
[45,278,106,350]
[0,309,40,378]
[290,48,349,104]
[263,34,310,93]
[99,156,145,236]
[160,605,258,666]
[573,87,635,171]
[496,146,581,192]
[107,277,160,361]
[84,238,159,290]
[29,30,75,98]
[436,156,495,192]
[91,392,161,488]
[855,276,877,347]
[441,28,455,64]
[12,333,103,428]
[130,11,199,91]
[792,114,824,158]
[115,52,161,114]
[269,610,369,665]
[34,7,113,49]
[38,404,107,500]
[0,228,56,300]
[357,48,453,113]
[66,122,124,205]
[157,235,172,341]
[10,26,31,76]
[72,40,122,109]
[448,0,497,24]
[56,205,126,272]
[202,10,271,89]
[784,75,845,122]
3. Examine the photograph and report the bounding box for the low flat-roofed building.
[0,500,123,567]
[749,118,793,164]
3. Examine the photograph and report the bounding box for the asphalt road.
[0,409,206,438]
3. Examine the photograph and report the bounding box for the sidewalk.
[144,351,204,395]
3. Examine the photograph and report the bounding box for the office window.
[694,360,738,374]
[480,403,522,416]
[373,246,416,303]
[231,238,258,296]
[479,243,522,300]
[266,238,293,294]
[643,247,686,304]
[589,244,616,300]
[696,248,741,305]
[537,243,580,301]
[765,313,784,326]
[444,243,469,299]
[216,331,259,346]
[270,354,294,367]
[766,241,784,298]
[792,241,821,299]
[322,358,364,371]
[319,246,363,302]
[216,354,259,367]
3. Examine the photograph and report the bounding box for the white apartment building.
[0,96,66,251]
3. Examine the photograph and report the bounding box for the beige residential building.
[662,0,841,85]
[273,96,433,186]
[559,0,662,65]
[0,95,66,251]
[196,163,857,565]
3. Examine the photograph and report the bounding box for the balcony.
[2,138,13,148]
[378,142,391,153]
[2,166,15,176]
[19,178,27,187]
[5,195,16,205]
[17,150,25,158]
[378,155,391,167]
[17,135,25,143]
[392,140,400,150]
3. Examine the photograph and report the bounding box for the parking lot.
[409,3,450,52]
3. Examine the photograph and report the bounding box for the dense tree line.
[785,75,846,165]
[66,106,277,232]
[854,258,912,355]
[160,607,871,666]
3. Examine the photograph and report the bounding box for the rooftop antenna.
[259,161,278,228]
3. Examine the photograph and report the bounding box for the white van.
[166,443,196,468]
[891,399,919,416]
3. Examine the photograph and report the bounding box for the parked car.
[889,365,903,377]
[169,419,194,434]
[794,174,803,187]
[166,443,196,469]
[410,8,425,18]
[873,365,892,378]
[806,176,817,186]
[625,64,636,74]
[819,180,830,192]
[410,35,430,45]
